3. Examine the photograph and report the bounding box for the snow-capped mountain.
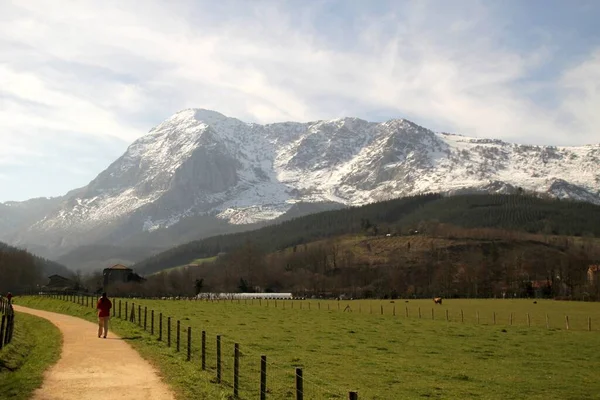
[1,109,599,262]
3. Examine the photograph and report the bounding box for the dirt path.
[14,305,176,400]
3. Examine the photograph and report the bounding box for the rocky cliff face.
[1,108,599,260]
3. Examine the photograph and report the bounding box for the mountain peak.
[168,108,229,125]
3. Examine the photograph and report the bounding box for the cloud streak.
[0,0,599,201]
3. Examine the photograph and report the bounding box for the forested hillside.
[0,241,71,293]
[134,193,600,275]
[126,229,599,300]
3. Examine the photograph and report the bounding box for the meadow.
[0,312,62,400]
[16,296,600,400]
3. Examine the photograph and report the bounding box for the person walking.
[96,292,112,338]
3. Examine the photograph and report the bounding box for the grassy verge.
[0,312,61,400]
[16,296,600,399]
[13,297,228,400]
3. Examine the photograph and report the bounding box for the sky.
[0,0,599,202]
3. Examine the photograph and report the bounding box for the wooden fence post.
[138,305,141,326]
[349,392,358,400]
[393,305,396,316]
[565,315,570,330]
[159,313,163,341]
[167,317,171,347]
[527,313,531,327]
[217,335,222,383]
[445,309,449,322]
[151,310,155,335]
[461,309,464,323]
[431,308,434,320]
[144,307,147,331]
[296,367,304,400]
[405,306,409,318]
[0,315,5,350]
[202,331,206,370]
[187,327,192,361]
[589,317,592,332]
[6,315,14,344]
[130,304,136,323]
[418,307,421,319]
[234,343,240,398]
[125,301,128,320]
[118,300,122,319]
[545,314,549,329]
[380,305,383,315]
[260,355,267,400]
[176,320,181,352]
[477,311,480,324]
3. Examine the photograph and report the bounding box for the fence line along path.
[13,305,176,400]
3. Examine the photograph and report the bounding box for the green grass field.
[0,312,62,400]
[16,296,600,400]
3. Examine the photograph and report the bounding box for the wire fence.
[35,292,358,399]
[0,296,15,350]
[28,291,600,399]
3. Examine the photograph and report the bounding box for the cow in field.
[433,297,443,305]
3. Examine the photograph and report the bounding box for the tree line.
[0,242,71,293]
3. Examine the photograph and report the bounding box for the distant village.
[45,264,145,294]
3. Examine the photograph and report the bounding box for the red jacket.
[97,298,112,317]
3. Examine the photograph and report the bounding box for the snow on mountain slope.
[2,108,599,257]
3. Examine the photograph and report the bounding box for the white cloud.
[560,50,600,143]
[0,0,598,201]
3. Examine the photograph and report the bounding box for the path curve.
[14,305,176,400]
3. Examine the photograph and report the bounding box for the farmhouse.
[103,264,145,288]
[44,274,76,291]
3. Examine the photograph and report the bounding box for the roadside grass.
[13,297,229,400]
[0,312,61,400]
[16,296,600,399]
